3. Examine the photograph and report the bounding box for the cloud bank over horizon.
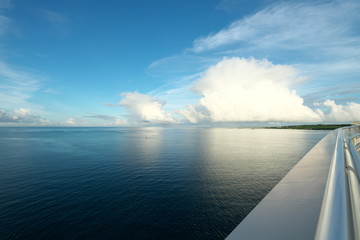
[316,100,360,122]
[118,58,360,125]
[179,58,360,123]
[0,108,45,124]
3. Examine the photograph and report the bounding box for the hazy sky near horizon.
[0,0,359,126]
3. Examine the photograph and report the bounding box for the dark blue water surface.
[0,127,329,239]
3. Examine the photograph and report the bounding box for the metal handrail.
[314,129,350,240]
[350,133,360,150]
[315,126,360,240]
[349,136,360,176]
[345,139,360,240]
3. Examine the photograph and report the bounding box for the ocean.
[0,127,329,239]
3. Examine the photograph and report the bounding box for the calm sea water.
[0,127,329,240]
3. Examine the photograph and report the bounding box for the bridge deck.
[226,130,338,240]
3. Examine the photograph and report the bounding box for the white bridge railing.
[315,125,360,240]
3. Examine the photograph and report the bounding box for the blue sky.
[0,0,359,126]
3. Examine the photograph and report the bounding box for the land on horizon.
[266,124,352,130]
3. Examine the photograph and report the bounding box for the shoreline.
[265,124,351,130]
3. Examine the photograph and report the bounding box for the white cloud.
[65,118,78,125]
[178,57,322,123]
[65,118,76,125]
[177,105,209,123]
[147,54,218,79]
[0,108,45,123]
[0,61,43,111]
[110,118,127,126]
[102,103,120,107]
[84,114,126,125]
[40,10,69,24]
[316,100,360,122]
[176,57,360,123]
[192,0,360,54]
[84,114,117,121]
[0,9,45,112]
[0,15,10,35]
[119,91,175,123]
[149,82,201,112]
[38,9,70,36]
[63,118,92,126]
[0,1,11,34]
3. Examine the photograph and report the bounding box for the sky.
[0,0,359,126]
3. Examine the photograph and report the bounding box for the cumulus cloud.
[121,57,359,124]
[119,91,175,123]
[0,108,45,123]
[178,57,322,123]
[316,100,360,122]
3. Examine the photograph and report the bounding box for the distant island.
[266,124,351,130]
